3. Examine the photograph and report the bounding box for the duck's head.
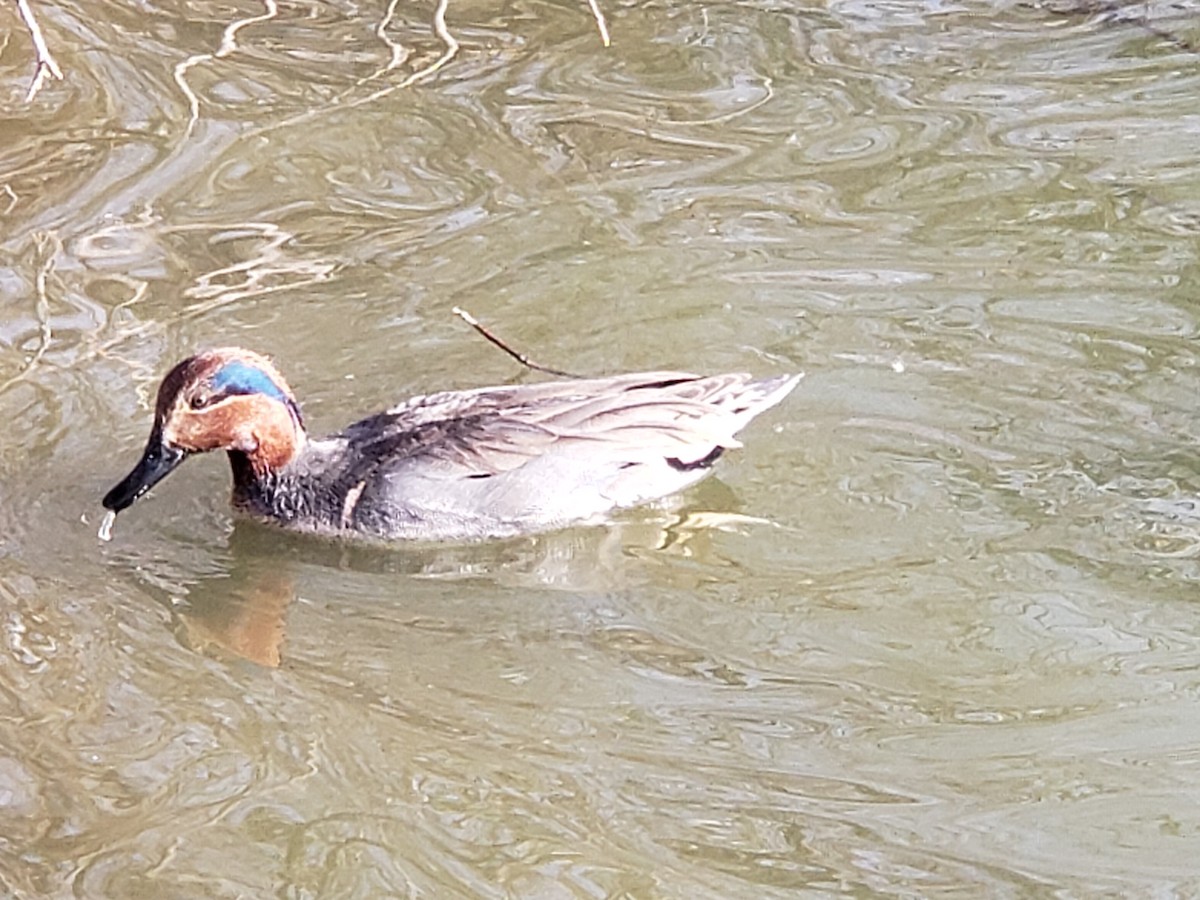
[102,348,305,515]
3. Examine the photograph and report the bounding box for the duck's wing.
[339,371,801,479]
[325,371,800,538]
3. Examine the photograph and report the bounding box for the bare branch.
[0,231,58,397]
[583,0,610,47]
[419,0,459,81]
[16,0,64,102]
[452,307,581,379]
[216,0,279,58]
[175,0,279,139]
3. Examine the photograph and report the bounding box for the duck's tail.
[722,372,804,433]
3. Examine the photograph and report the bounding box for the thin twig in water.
[253,0,459,137]
[419,0,459,81]
[583,0,611,47]
[175,0,279,140]
[376,0,408,71]
[1,185,18,216]
[354,0,410,88]
[216,0,279,58]
[452,307,581,379]
[672,76,775,127]
[372,0,459,89]
[29,232,56,362]
[0,231,58,397]
[173,55,203,136]
[16,0,64,101]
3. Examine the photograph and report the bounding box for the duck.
[101,347,801,542]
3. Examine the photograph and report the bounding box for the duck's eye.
[189,393,215,410]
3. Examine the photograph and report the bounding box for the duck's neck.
[228,448,300,522]
[227,435,351,530]
[228,449,276,488]
[225,400,307,508]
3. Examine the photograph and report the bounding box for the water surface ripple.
[2,0,1200,895]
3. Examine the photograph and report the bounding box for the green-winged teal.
[102,348,800,541]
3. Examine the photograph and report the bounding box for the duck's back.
[322,371,800,541]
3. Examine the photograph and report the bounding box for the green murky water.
[3,0,1200,895]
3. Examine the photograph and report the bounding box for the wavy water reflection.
[3,0,1200,895]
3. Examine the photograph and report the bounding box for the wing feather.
[338,371,799,480]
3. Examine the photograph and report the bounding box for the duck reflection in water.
[178,555,293,668]
[168,489,762,668]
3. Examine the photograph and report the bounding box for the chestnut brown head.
[102,349,304,515]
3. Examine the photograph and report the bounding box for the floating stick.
[16,0,64,102]
[452,307,581,378]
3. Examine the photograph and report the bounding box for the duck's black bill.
[102,431,187,513]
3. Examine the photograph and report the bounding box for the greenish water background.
[2,0,1200,895]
